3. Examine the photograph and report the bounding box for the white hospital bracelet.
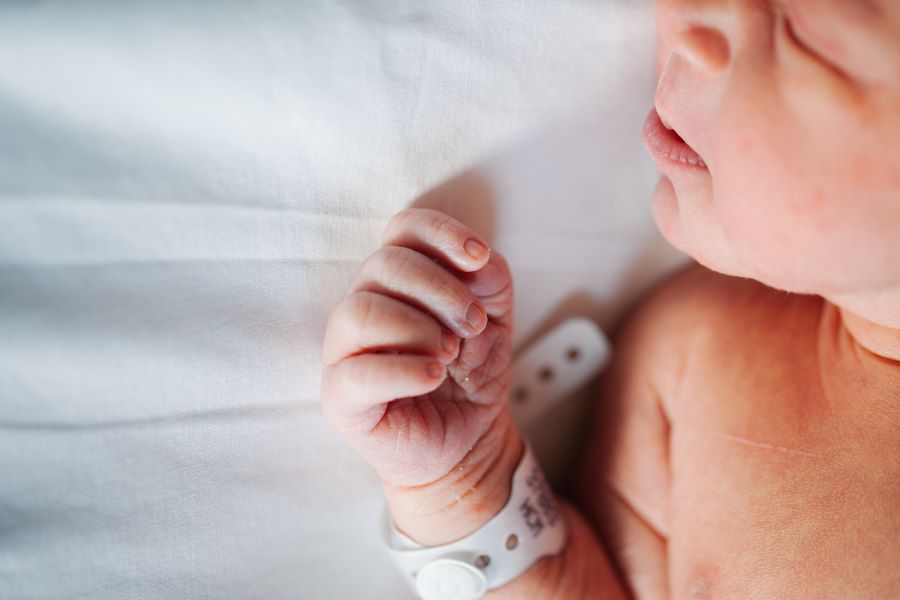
[382,443,567,600]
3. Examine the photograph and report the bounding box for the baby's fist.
[321,208,514,487]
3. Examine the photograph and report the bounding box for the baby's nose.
[657,0,735,74]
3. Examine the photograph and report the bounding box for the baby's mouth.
[642,108,707,170]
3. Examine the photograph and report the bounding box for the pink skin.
[645,0,900,306]
[321,3,900,597]
[320,209,629,596]
[320,208,529,548]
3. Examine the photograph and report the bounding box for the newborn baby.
[321,1,900,597]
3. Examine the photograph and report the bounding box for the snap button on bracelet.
[415,559,488,600]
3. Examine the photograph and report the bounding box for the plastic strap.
[382,443,567,600]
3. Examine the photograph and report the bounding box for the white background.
[0,1,685,598]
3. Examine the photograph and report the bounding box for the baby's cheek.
[712,169,808,287]
[785,186,841,233]
[713,90,900,292]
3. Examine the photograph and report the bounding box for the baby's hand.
[320,210,617,596]
[321,208,514,488]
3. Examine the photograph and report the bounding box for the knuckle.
[324,292,379,362]
[426,210,462,241]
[381,246,416,282]
[359,248,385,275]
[383,208,417,241]
[344,291,378,332]
[323,302,351,351]
[360,246,406,279]
[344,356,374,392]
[384,207,456,244]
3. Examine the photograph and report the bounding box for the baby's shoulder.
[615,264,824,390]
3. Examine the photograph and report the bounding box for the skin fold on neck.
[828,286,900,362]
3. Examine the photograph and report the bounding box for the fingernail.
[440,329,457,355]
[463,238,489,260]
[425,361,444,379]
[465,303,487,331]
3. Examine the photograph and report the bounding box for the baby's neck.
[827,286,900,362]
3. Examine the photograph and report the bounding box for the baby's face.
[647,0,900,295]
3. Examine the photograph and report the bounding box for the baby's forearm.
[385,415,628,599]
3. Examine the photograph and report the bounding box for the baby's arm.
[575,280,678,599]
[576,265,734,599]
[320,208,626,597]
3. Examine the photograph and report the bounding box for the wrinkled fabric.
[0,1,683,598]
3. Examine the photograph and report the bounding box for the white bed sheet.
[0,1,685,598]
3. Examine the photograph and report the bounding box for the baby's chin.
[651,176,749,281]
[654,177,900,297]
[651,176,682,246]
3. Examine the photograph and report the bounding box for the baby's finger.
[323,291,459,366]
[350,246,488,339]
[382,208,491,273]
[320,353,446,432]
[458,250,513,323]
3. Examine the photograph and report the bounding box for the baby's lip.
[643,107,707,170]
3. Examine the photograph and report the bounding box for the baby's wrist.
[383,412,523,547]
[491,501,628,599]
